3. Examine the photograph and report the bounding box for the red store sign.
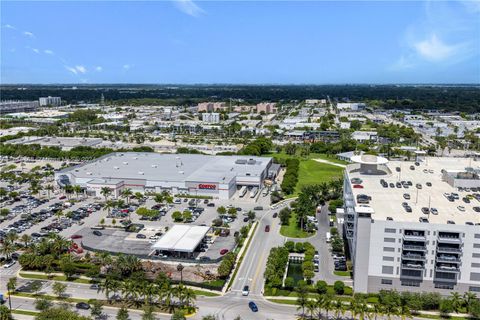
[198,184,216,190]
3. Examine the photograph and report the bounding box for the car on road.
[3,260,16,269]
[70,234,82,239]
[220,249,229,255]
[243,217,249,222]
[93,230,102,236]
[265,225,270,232]
[248,301,258,312]
[76,302,90,310]
[242,286,250,296]
[90,284,100,290]
[272,212,278,218]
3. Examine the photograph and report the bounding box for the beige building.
[256,102,277,114]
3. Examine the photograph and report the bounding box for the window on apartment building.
[401,281,420,287]
[381,279,393,285]
[475,234,480,239]
[382,266,394,274]
[472,263,480,268]
[435,283,454,290]
[473,253,480,258]
[384,237,396,243]
[469,286,480,292]
[474,244,480,249]
[383,247,395,252]
[384,228,396,233]
[471,273,480,281]
[383,256,394,262]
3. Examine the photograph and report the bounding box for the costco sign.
[198,184,216,190]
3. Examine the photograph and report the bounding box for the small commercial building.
[151,225,211,258]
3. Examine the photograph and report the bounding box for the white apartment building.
[202,112,220,123]
[39,96,62,106]
[343,155,480,295]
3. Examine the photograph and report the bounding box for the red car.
[70,234,83,239]
[353,184,364,189]
[265,225,270,232]
[59,195,67,200]
[220,249,229,255]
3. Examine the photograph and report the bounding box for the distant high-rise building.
[256,102,277,114]
[39,96,61,107]
[100,94,105,106]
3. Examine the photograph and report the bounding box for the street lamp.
[177,263,184,283]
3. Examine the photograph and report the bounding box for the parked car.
[136,234,146,239]
[76,302,90,310]
[220,249,229,255]
[93,230,102,236]
[403,193,410,200]
[430,208,439,215]
[273,212,278,218]
[265,225,270,232]
[70,234,82,239]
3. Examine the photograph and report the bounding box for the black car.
[76,302,90,310]
[243,217,249,222]
[93,230,102,236]
[273,212,278,218]
[207,203,215,207]
[136,234,146,239]
[249,301,258,312]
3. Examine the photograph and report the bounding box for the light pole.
[177,263,184,283]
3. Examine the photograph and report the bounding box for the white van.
[326,232,331,243]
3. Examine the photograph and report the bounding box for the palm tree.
[6,277,17,311]
[73,185,82,199]
[463,292,477,314]
[105,200,114,216]
[315,294,324,320]
[121,188,133,204]
[305,298,316,319]
[323,294,333,319]
[450,292,462,313]
[372,302,384,320]
[64,185,74,200]
[20,234,32,248]
[296,285,309,319]
[182,287,196,308]
[333,299,345,320]
[101,187,112,202]
[45,184,54,199]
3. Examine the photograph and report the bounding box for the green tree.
[279,207,291,225]
[171,310,186,320]
[333,281,345,295]
[315,280,328,294]
[89,299,103,319]
[36,308,92,320]
[296,284,309,318]
[172,211,183,222]
[217,206,226,216]
[0,305,13,320]
[116,306,130,320]
[52,281,67,299]
[6,277,17,312]
[35,297,53,311]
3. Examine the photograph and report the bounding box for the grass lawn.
[295,159,344,194]
[267,299,297,305]
[19,272,93,284]
[333,271,351,277]
[280,212,315,238]
[192,289,220,297]
[12,310,39,316]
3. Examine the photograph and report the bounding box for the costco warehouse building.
[55,152,273,199]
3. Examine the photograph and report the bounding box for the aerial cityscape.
[1,1,480,320]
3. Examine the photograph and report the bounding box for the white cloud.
[44,49,54,55]
[173,0,205,17]
[23,31,35,37]
[4,24,16,29]
[32,48,40,54]
[413,34,461,62]
[75,65,87,74]
[390,55,415,71]
[123,64,132,70]
[65,66,78,75]
[95,66,103,72]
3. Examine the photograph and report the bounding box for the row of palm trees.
[297,290,479,320]
[99,272,197,313]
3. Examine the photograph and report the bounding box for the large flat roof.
[346,157,480,225]
[151,225,210,253]
[60,152,271,184]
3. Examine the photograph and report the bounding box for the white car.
[3,261,16,269]
[457,206,466,212]
[242,286,250,296]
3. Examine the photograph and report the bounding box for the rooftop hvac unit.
[178,171,184,174]
[152,165,157,168]
[138,171,144,175]
[134,157,138,160]
[86,172,92,175]
[114,166,119,169]
[123,162,128,165]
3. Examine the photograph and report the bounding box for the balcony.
[437,246,462,254]
[434,275,458,283]
[402,244,427,251]
[403,234,426,242]
[436,255,461,264]
[346,214,355,222]
[435,265,460,273]
[402,254,426,261]
[400,273,423,280]
[346,223,354,230]
[437,235,462,244]
[401,263,425,270]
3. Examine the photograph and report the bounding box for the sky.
[1,0,479,84]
